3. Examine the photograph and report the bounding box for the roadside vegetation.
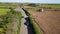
[0,9,22,34]
[0,3,22,34]
[17,12,22,34]
[22,8,42,34]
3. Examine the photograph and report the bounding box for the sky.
[0,0,60,3]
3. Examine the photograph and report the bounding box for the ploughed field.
[29,11,60,34]
[24,4,60,34]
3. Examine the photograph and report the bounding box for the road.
[15,7,28,34]
[20,8,28,34]
[15,6,35,34]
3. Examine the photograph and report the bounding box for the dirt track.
[29,11,60,34]
[15,7,28,34]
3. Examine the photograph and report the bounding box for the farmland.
[24,4,60,34]
[0,3,22,34]
[0,3,60,34]
[0,9,10,16]
[24,4,60,11]
[0,3,17,9]
[0,3,17,15]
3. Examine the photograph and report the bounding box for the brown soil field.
[29,11,60,34]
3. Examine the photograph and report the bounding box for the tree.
[28,3,37,7]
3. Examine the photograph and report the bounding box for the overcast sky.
[0,0,60,3]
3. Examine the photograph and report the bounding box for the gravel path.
[20,18,28,34]
[20,8,28,34]
[15,7,28,34]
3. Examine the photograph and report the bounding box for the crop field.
[24,4,60,34]
[0,9,10,16]
[0,3,17,16]
[0,3,17,9]
[24,4,60,11]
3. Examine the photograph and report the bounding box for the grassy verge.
[8,10,22,34]
[0,11,16,34]
[5,11,22,34]
[29,15,42,34]
[6,11,22,34]
[0,9,22,34]
[22,8,42,34]
[16,12,22,34]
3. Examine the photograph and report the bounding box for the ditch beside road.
[15,7,35,34]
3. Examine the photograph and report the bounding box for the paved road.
[15,7,28,34]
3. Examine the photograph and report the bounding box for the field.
[0,4,10,34]
[0,3,60,34]
[0,3,17,9]
[24,4,60,34]
[0,3,22,34]
[29,11,60,34]
[0,3,17,15]
[0,9,10,16]
[24,4,60,11]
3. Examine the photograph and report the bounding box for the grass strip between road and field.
[22,8,42,34]
[15,12,22,34]
[9,9,22,34]
[0,9,22,34]
[29,15,42,34]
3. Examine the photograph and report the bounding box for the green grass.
[0,6,16,9]
[0,28,4,32]
[0,9,10,16]
[0,11,14,34]
[16,12,22,34]
[0,10,22,34]
[0,3,17,9]
[0,3,17,15]
[0,3,21,34]
[25,4,60,12]
[25,6,40,11]
[40,4,60,9]
[29,15,42,34]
